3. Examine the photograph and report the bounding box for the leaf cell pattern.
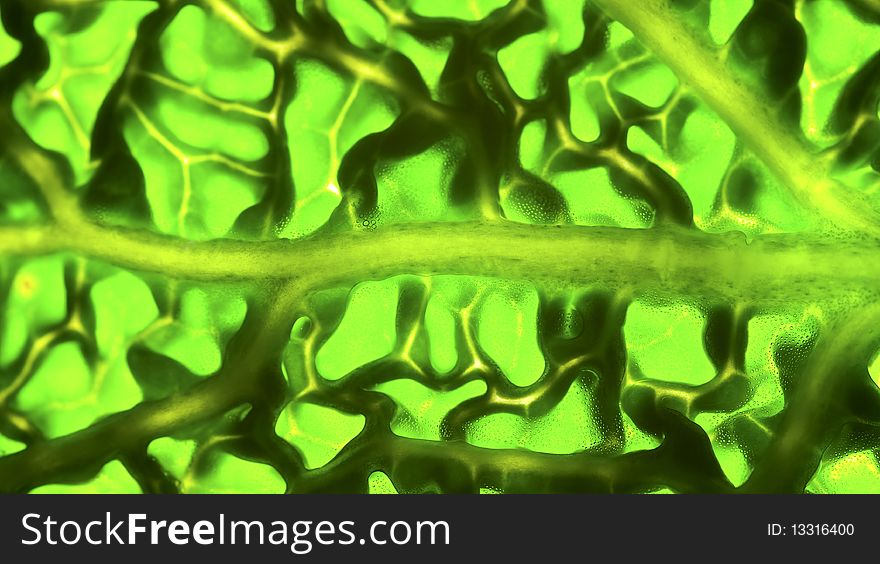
[1,0,880,494]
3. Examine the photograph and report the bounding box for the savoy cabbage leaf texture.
[1,0,880,494]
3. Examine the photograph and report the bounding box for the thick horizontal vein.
[1,221,878,305]
[592,0,880,236]
[297,435,734,494]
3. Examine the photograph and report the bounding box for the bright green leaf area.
[31,460,141,493]
[807,450,880,494]
[317,278,399,381]
[421,276,492,377]
[500,180,568,224]
[498,32,551,100]
[92,270,159,357]
[122,3,275,240]
[425,276,527,377]
[614,60,678,108]
[607,21,635,50]
[516,119,654,228]
[144,287,247,377]
[280,60,398,238]
[373,379,486,441]
[388,33,452,96]
[466,378,601,454]
[565,22,641,143]
[368,471,398,494]
[149,437,196,481]
[423,276,506,376]
[745,311,819,394]
[569,22,679,122]
[622,410,660,453]
[708,0,752,45]
[555,168,654,227]
[16,340,142,439]
[0,434,24,457]
[187,455,285,494]
[627,106,740,229]
[376,139,464,223]
[648,487,675,494]
[798,0,880,146]
[409,0,509,21]
[563,15,814,237]
[518,120,545,173]
[233,0,276,32]
[870,352,880,390]
[149,437,286,493]
[12,268,163,440]
[6,0,876,497]
[710,153,812,237]
[714,445,751,487]
[160,5,274,102]
[544,0,586,54]
[567,73,601,143]
[325,0,452,94]
[327,0,387,48]
[0,256,66,368]
[477,283,545,386]
[0,7,21,67]
[157,99,268,162]
[424,291,458,375]
[693,312,809,486]
[315,275,546,385]
[564,22,681,144]
[629,106,736,225]
[692,410,753,487]
[12,2,155,186]
[624,300,715,385]
[275,402,365,469]
[124,115,266,240]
